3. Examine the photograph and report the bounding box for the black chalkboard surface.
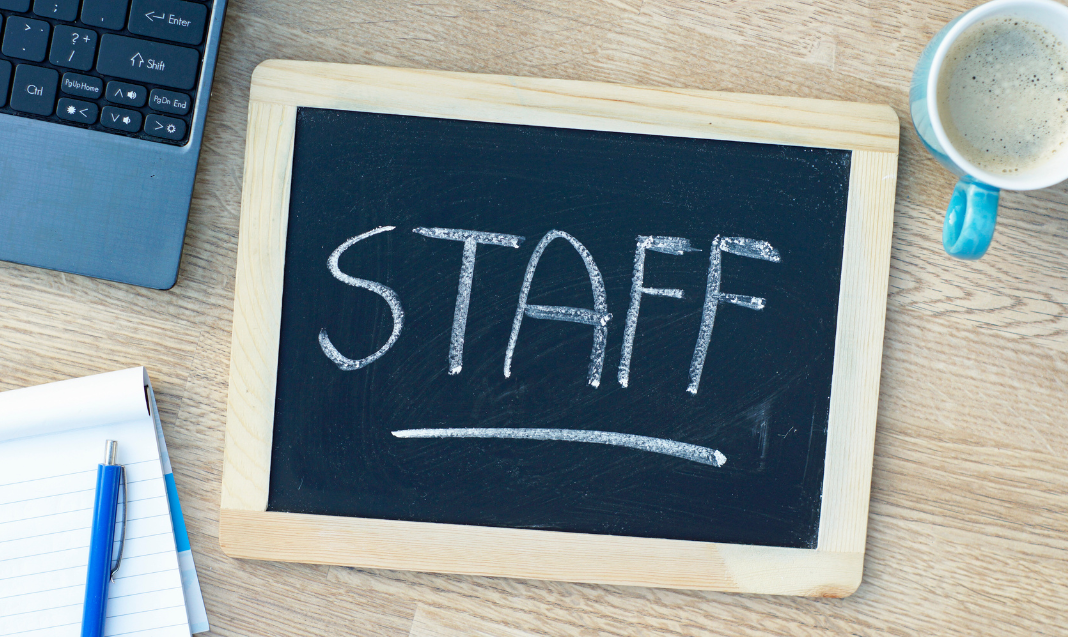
[222,62,898,594]
[266,106,851,549]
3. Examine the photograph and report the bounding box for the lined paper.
[0,369,189,637]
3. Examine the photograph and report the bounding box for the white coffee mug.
[910,0,1068,258]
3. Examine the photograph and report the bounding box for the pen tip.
[104,440,118,465]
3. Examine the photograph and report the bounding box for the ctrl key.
[10,64,58,116]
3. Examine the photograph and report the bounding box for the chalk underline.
[391,428,727,467]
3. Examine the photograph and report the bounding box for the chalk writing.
[687,236,781,395]
[413,227,525,374]
[618,236,698,388]
[321,227,779,396]
[503,230,612,388]
[392,428,727,467]
[319,226,405,371]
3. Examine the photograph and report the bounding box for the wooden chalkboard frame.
[221,60,899,596]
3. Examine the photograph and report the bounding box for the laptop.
[0,0,227,289]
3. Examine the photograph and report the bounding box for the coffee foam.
[937,16,1068,174]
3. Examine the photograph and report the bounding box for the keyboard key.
[61,72,103,98]
[33,0,80,21]
[80,0,129,30]
[56,97,98,124]
[100,105,142,132]
[0,61,11,108]
[106,80,146,106]
[3,17,50,62]
[148,88,190,115]
[9,64,58,115]
[0,0,206,145]
[96,34,199,90]
[144,113,186,140]
[128,0,207,46]
[49,26,98,71]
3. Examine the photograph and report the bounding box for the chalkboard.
[268,106,848,548]
[222,62,899,595]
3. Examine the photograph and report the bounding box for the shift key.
[96,34,198,90]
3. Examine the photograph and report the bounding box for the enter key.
[128,0,207,46]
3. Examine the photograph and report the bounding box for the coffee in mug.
[910,0,1068,260]
[937,16,1068,175]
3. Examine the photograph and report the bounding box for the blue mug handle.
[943,175,999,259]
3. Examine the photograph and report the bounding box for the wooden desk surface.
[1,0,1065,634]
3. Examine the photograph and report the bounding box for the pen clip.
[110,465,128,582]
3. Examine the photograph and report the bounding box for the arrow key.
[106,80,146,106]
[144,113,186,141]
[101,105,142,133]
[56,97,99,124]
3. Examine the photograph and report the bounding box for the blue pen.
[81,440,128,637]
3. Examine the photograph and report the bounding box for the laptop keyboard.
[0,0,211,145]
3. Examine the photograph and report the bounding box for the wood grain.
[819,150,899,553]
[221,100,295,512]
[0,0,1064,633]
[249,60,899,152]
[222,62,897,594]
[220,509,862,595]
[408,606,543,637]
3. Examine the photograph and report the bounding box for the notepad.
[0,368,197,637]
